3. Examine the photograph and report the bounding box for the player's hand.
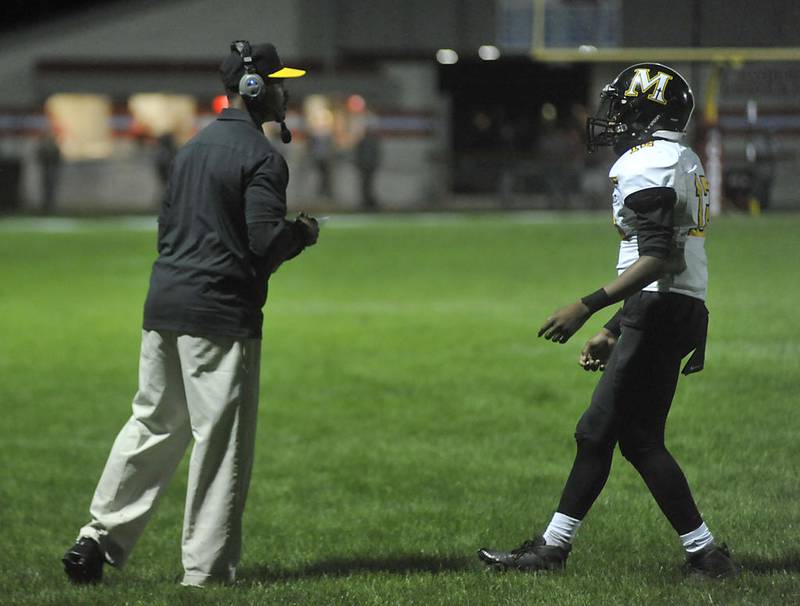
[296,212,319,246]
[538,301,591,344]
[579,328,618,371]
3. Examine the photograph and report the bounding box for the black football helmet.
[586,62,694,154]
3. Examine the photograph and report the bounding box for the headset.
[230,40,292,143]
[231,40,265,99]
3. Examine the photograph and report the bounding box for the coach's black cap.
[219,42,305,91]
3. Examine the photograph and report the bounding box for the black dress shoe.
[478,535,570,571]
[683,542,738,579]
[63,537,104,584]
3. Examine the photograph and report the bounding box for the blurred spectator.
[309,131,334,198]
[535,104,584,208]
[495,109,517,206]
[36,129,62,215]
[354,119,381,210]
[723,129,777,215]
[0,144,23,214]
[346,95,382,211]
[723,167,756,212]
[747,128,777,213]
[304,95,336,199]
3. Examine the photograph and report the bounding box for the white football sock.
[542,512,582,547]
[680,521,715,554]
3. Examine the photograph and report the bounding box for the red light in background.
[212,95,229,114]
[346,94,366,113]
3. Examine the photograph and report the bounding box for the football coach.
[63,41,319,587]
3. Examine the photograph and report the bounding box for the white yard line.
[0,216,157,232]
[316,210,606,229]
[0,211,607,233]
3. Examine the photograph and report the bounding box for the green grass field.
[1,212,798,605]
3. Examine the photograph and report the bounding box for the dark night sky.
[2,1,115,33]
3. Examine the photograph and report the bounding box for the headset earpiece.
[232,40,265,100]
[239,72,265,99]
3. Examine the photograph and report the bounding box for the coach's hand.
[579,328,618,371]
[296,212,319,246]
[538,301,591,343]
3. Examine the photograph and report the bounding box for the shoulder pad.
[610,140,680,199]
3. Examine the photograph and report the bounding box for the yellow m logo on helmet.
[624,68,673,105]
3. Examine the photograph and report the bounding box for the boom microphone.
[279,121,292,144]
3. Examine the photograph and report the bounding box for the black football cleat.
[683,542,738,579]
[478,535,570,572]
[63,537,105,584]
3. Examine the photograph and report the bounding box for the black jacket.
[143,108,305,339]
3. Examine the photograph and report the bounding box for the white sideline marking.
[318,210,605,229]
[0,211,606,233]
[0,216,157,232]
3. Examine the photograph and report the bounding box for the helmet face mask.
[586,85,629,153]
[586,63,694,155]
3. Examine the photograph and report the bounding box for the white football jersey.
[609,131,710,301]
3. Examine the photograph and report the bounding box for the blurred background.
[1,0,799,216]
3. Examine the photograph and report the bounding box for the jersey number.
[694,174,710,231]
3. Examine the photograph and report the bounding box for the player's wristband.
[581,288,612,314]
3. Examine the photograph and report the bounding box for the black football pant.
[556,293,707,535]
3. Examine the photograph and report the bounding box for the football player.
[478,63,737,578]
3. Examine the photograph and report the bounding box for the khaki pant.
[79,329,261,586]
